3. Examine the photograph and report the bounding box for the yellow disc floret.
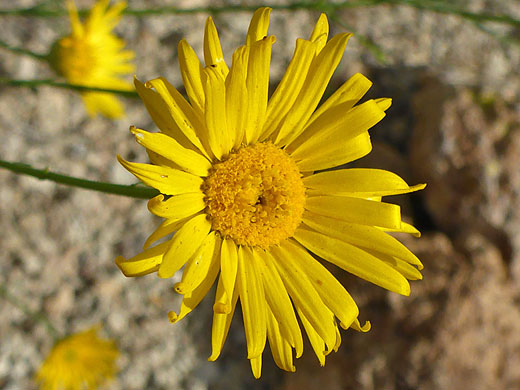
[203,142,305,248]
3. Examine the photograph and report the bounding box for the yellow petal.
[382,221,422,237]
[246,7,271,45]
[350,318,371,332]
[202,66,232,159]
[147,193,205,220]
[274,33,352,146]
[375,97,392,111]
[175,232,220,295]
[309,13,329,53]
[254,248,304,358]
[237,246,267,359]
[158,214,212,278]
[295,131,372,172]
[293,227,411,296]
[169,244,220,323]
[296,307,326,366]
[250,355,262,379]
[209,275,239,361]
[244,36,276,144]
[178,39,205,115]
[269,244,336,351]
[302,211,423,269]
[220,238,238,305]
[204,17,229,79]
[130,127,211,176]
[143,217,188,250]
[304,168,426,198]
[145,77,210,159]
[282,239,359,329]
[305,195,402,229]
[226,45,249,149]
[81,92,124,119]
[290,100,385,160]
[66,0,83,36]
[115,241,170,277]
[267,308,295,372]
[117,155,203,195]
[134,78,197,150]
[261,39,317,141]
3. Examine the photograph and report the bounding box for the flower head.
[50,0,135,118]
[35,327,119,390]
[116,8,425,378]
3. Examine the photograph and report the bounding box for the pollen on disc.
[203,142,306,248]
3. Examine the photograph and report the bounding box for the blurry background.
[1,0,520,389]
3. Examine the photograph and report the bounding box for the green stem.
[0,78,139,97]
[0,39,48,61]
[0,159,159,199]
[0,284,60,340]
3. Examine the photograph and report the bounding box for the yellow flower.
[35,327,119,390]
[116,8,425,378]
[49,0,135,119]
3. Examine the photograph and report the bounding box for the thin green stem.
[0,284,60,340]
[0,39,48,61]
[0,159,159,199]
[0,78,139,97]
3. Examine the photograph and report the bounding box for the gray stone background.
[1,0,520,389]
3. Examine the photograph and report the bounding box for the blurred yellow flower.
[50,0,135,118]
[116,7,425,377]
[35,327,118,390]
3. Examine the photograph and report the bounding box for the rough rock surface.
[1,0,520,389]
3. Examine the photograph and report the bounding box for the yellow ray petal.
[269,245,336,351]
[130,127,211,177]
[117,155,203,195]
[282,239,359,329]
[244,36,276,144]
[115,241,170,277]
[237,246,267,359]
[202,66,232,159]
[143,217,189,250]
[66,0,83,36]
[255,248,304,357]
[381,221,422,237]
[305,195,402,229]
[220,238,238,305]
[226,45,249,149]
[147,193,205,220]
[290,100,385,160]
[295,131,372,172]
[169,245,220,323]
[304,168,427,198]
[145,77,210,159]
[81,92,124,119]
[178,39,205,115]
[296,307,326,366]
[309,13,329,53]
[274,33,352,146]
[302,211,423,269]
[204,17,229,78]
[209,275,239,361]
[158,214,212,278]
[175,232,220,295]
[267,308,296,372]
[293,227,411,296]
[350,318,371,332]
[246,7,271,45]
[250,355,262,379]
[261,39,317,141]
[135,78,190,143]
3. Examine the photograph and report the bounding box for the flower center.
[50,37,97,83]
[203,142,305,248]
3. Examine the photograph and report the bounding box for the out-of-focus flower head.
[35,327,119,390]
[116,7,425,378]
[49,0,135,119]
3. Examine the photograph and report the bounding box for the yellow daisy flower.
[116,8,425,378]
[49,0,135,119]
[35,327,119,390]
